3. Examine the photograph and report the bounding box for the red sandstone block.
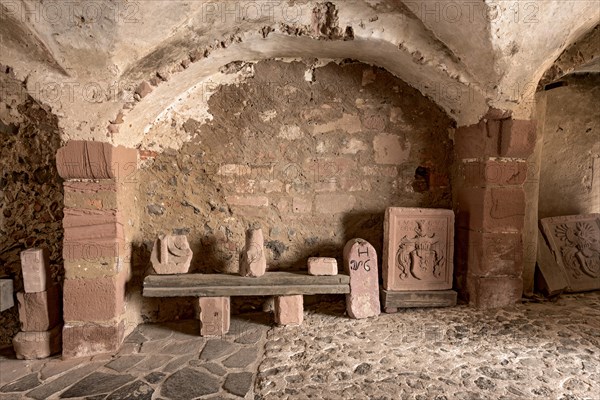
[307,257,338,276]
[457,188,525,232]
[467,275,523,309]
[17,284,62,332]
[500,120,536,158]
[63,208,124,241]
[62,321,124,359]
[274,295,303,325]
[459,160,527,187]
[63,181,118,210]
[63,274,125,322]
[454,121,501,159]
[56,140,137,181]
[198,297,230,337]
[13,325,62,360]
[63,238,126,262]
[20,248,51,293]
[467,231,523,277]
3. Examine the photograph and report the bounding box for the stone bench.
[143,272,350,336]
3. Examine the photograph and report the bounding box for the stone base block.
[468,275,523,309]
[199,297,230,337]
[13,325,62,360]
[62,321,124,359]
[0,279,14,312]
[274,295,303,326]
[16,284,62,331]
[381,289,457,310]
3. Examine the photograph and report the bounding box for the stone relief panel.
[541,214,600,292]
[383,207,454,291]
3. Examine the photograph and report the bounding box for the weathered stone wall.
[0,69,64,346]
[136,60,453,318]
[538,77,600,219]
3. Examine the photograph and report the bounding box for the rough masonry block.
[20,248,51,293]
[62,321,124,359]
[63,273,126,322]
[13,325,62,360]
[56,140,137,181]
[454,120,500,159]
[457,187,525,232]
[467,231,523,277]
[198,297,230,336]
[274,295,303,326]
[459,160,527,187]
[383,207,454,291]
[500,119,536,158]
[467,275,523,309]
[63,181,119,210]
[17,284,62,332]
[343,239,380,319]
[307,257,338,276]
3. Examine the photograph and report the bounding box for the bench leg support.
[198,297,230,336]
[274,295,303,326]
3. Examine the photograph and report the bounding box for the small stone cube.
[17,284,62,332]
[20,248,51,293]
[307,257,338,276]
[274,295,303,326]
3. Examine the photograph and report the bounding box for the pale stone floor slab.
[1,292,599,400]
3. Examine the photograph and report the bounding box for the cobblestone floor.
[257,292,600,400]
[0,292,599,400]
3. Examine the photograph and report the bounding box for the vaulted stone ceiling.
[1,0,598,149]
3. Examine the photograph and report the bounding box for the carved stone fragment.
[150,235,193,274]
[239,228,267,277]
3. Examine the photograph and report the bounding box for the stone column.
[56,141,138,358]
[454,111,536,308]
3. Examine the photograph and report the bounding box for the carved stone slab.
[540,214,600,292]
[150,235,193,274]
[239,228,267,277]
[343,239,380,319]
[383,207,454,291]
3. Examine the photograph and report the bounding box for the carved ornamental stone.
[150,235,193,274]
[239,228,267,277]
[383,207,454,291]
[540,214,600,292]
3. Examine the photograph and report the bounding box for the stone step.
[381,288,457,312]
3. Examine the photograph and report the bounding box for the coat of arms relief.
[396,220,446,281]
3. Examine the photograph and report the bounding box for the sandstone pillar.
[454,111,536,308]
[56,140,138,358]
